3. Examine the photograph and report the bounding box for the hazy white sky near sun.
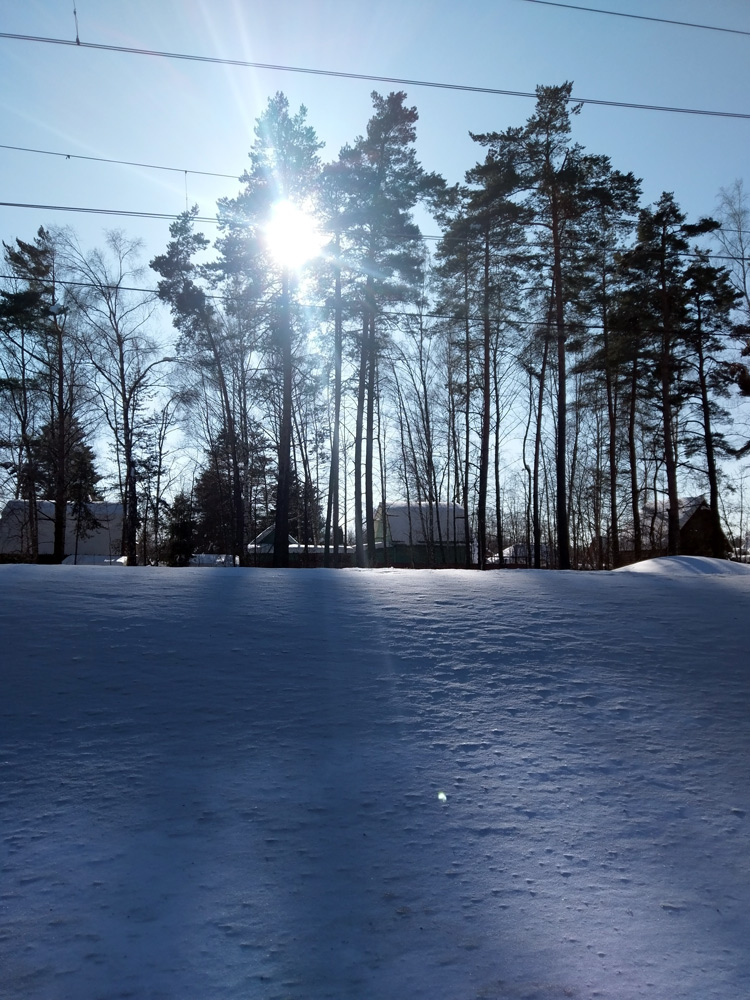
[0,0,748,265]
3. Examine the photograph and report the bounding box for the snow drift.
[2,559,749,999]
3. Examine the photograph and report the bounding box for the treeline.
[1,83,749,567]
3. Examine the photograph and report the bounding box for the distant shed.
[248,524,298,555]
[0,500,123,561]
[373,502,468,567]
[620,495,731,562]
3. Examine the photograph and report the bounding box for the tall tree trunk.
[477,231,492,570]
[292,407,315,550]
[23,438,39,561]
[365,312,377,563]
[124,437,138,565]
[119,338,138,566]
[567,377,582,569]
[353,313,367,567]
[521,369,533,567]
[52,317,67,563]
[324,258,342,566]
[551,199,571,569]
[533,328,550,569]
[659,341,680,556]
[627,350,642,562]
[214,351,244,567]
[493,330,503,565]
[448,363,462,566]
[151,404,171,564]
[273,270,292,567]
[463,258,473,568]
[695,306,725,558]
[658,255,681,556]
[601,266,621,568]
[376,387,388,567]
[17,330,40,559]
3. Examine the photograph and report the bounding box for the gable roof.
[619,496,709,548]
[0,500,123,556]
[375,502,466,546]
[249,524,298,550]
[675,496,709,528]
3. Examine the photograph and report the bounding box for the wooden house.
[373,502,468,567]
[619,495,731,563]
[0,500,123,562]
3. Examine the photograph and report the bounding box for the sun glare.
[265,200,324,271]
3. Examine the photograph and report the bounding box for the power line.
[2,142,749,243]
[0,273,156,296]
[0,143,238,181]
[2,143,749,245]
[0,270,735,335]
[1,31,749,120]
[516,0,750,38]
[0,200,217,224]
[2,143,749,243]
[1,200,747,265]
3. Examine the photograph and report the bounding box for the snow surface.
[2,558,750,1000]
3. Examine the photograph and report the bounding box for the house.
[620,495,731,562]
[0,500,123,561]
[373,501,468,567]
[501,542,552,568]
[246,524,349,567]
[248,524,299,555]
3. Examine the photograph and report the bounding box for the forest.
[1,82,749,569]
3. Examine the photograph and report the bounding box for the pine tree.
[571,158,641,566]
[682,252,739,557]
[151,209,249,566]
[472,83,593,569]
[618,194,719,555]
[440,145,526,567]
[165,491,196,566]
[336,91,439,565]
[2,228,91,561]
[215,93,323,568]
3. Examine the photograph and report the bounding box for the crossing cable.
[0,200,217,225]
[0,266,733,334]
[0,143,238,181]
[1,31,749,120]
[2,143,749,240]
[1,201,748,264]
[516,0,750,38]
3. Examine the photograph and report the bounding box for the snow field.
[1,559,749,999]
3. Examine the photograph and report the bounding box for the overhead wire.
[0,26,747,265]
[1,31,749,119]
[2,143,749,243]
[516,0,750,38]
[1,199,747,268]
[0,266,733,335]
[0,142,238,181]
[0,200,217,225]
[3,142,749,243]
[0,28,747,248]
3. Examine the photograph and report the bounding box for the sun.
[264,200,324,271]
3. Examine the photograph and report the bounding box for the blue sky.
[1,0,748,262]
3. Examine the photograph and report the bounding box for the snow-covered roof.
[61,554,127,566]
[1,499,123,519]
[0,500,123,557]
[618,495,712,550]
[376,502,466,545]
[502,541,551,562]
[249,524,298,551]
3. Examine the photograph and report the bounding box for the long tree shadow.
[3,565,750,998]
